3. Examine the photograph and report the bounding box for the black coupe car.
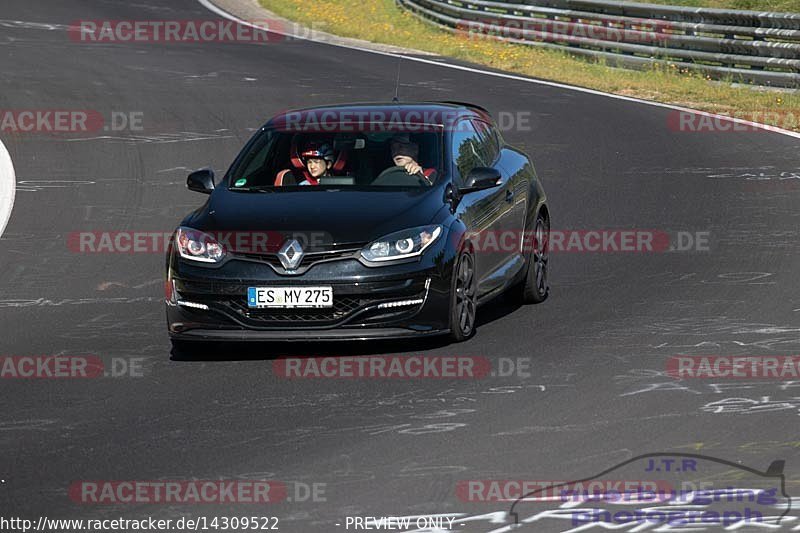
[166,102,550,346]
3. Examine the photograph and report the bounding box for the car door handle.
[505,189,514,203]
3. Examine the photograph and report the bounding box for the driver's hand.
[404,162,422,175]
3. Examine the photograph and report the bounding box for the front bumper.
[166,253,454,341]
[168,326,450,342]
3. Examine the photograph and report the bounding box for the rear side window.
[472,120,500,165]
[450,120,485,184]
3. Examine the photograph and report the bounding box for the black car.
[166,102,550,346]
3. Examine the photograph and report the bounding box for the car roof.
[264,102,492,130]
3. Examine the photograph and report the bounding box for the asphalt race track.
[1,0,800,531]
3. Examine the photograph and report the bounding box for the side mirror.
[187,168,215,194]
[460,167,501,193]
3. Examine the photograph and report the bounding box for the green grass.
[261,0,800,131]
[620,0,800,12]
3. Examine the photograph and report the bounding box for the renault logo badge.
[278,239,304,270]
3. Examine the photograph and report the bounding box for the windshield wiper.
[230,185,274,193]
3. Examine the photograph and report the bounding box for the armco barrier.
[398,0,800,88]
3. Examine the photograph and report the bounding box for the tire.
[517,212,550,304]
[449,248,477,342]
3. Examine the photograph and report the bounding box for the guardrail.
[397,0,800,88]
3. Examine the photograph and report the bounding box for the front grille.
[211,292,425,326]
[235,246,364,271]
[231,296,364,323]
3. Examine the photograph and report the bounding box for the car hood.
[191,187,444,247]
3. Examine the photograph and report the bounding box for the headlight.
[361,225,442,262]
[175,227,226,263]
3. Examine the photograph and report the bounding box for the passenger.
[298,143,335,185]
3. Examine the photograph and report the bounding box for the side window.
[451,121,484,183]
[472,120,500,165]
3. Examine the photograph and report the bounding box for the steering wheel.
[373,166,431,186]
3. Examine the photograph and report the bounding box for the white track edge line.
[0,138,16,239]
[198,0,800,140]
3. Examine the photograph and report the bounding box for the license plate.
[247,286,333,308]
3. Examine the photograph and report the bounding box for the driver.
[390,134,435,184]
[298,142,335,185]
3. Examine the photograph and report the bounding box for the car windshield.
[228,126,443,190]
